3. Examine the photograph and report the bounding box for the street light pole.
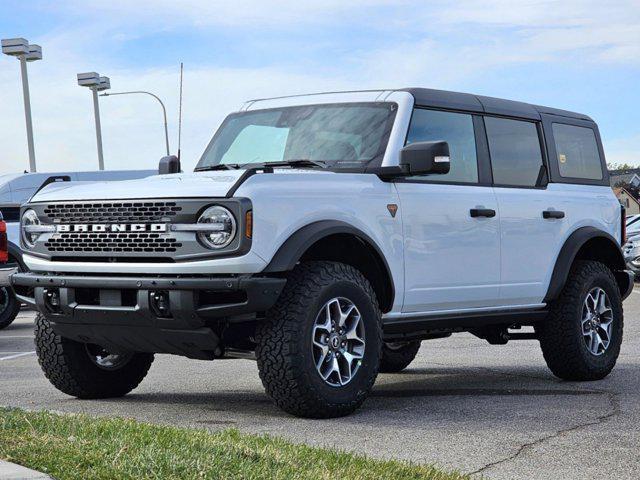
[100,91,170,156]
[77,72,110,170]
[18,54,36,173]
[91,87,105,170]
[2,38,42,173]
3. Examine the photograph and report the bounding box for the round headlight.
[21,209,41,248]
[197,206,236,249]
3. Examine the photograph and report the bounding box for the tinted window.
[197,103,396,168]
[406,109,478,183]
[485,117,543,187]
[553,123,603,180]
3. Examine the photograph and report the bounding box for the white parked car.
[7,88,632,417]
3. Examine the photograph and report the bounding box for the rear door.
[395,108,502,313]
[485,116,563,306]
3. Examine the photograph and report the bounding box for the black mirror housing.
[399,141,450,176]
[373,141,450,180]
[159,155,181,175]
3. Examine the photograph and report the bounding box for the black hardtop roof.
[401,87,593,122]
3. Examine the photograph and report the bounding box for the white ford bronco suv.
[7,88,632,418]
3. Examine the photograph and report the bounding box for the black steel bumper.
[12,272,286,359]
[0,264,18,287]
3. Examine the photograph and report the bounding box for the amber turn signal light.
[245,211,253,239]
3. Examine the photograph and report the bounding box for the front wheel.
[256,261,382,418]
[538,261,623,381]
[35,314,154,398]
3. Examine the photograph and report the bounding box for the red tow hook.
[0,214,8,264]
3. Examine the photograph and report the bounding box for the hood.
[30,171,248,203]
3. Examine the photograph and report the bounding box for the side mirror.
[399,141,450,176]
[159,155,181,175]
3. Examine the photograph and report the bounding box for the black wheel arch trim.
[7,241,26,271]
[263,220,396,307]
[544,226,627,302]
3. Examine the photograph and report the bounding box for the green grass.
[0,408,468,480]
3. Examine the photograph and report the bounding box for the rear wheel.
[379,341,421,373]
[538,261,623,381]
[256,261,382,418]
[35,313,154,398]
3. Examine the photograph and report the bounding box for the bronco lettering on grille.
[55,224,167,233]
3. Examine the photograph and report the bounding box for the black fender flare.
[263,220,395,306]
[543,226,626,302]
[7,241,26,271]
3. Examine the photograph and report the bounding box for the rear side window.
[485,117,544,187]
[406,109,478,183]
[552,123,603,180]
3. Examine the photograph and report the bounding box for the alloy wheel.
[85,344,133,370]
[312,297,365,387]
[581,287,614,356]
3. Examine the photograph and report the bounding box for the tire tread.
[255,261,382,418]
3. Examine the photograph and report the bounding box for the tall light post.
[2,38,42,173]
[100,91,170,156]
[77,72,110,170]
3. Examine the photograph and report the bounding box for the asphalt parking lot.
[2,291,640,480]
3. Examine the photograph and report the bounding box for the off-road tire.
[538,261,623,381]
[379,341,421,373]
[256,261,382,418]
[0,287,20,330]
[35,313,154,398]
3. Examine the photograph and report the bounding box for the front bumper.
[12,272,286,359]
[0,264,18,287]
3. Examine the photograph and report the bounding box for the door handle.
[542,210,565,219]
[470,208,496,218]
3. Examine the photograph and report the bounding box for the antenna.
[177,62,183,162]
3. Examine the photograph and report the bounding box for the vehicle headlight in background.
[197,206,237,249]
[21,209,41,248]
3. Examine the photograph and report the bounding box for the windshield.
[196,102,397,170]
[628,220,640,236]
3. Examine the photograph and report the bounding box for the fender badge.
[387,204,398,218]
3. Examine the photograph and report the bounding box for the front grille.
[43,201,182,223]
[45,232,182,253]
[29,198,243,262]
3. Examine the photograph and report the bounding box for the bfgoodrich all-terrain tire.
[0,287,20,330]
[538,261,623,381]
[379,341,421,373]
[35,313,154,399]
[256,261,382,418]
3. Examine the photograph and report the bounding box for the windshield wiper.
[196,159,329,172]
[195,163,242,171]
[255,159,329,169]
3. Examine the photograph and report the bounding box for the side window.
[406,109,478,183]
[485,117,544,187]
[552,123,603,180]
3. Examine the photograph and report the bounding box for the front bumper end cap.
[0,264,18,287]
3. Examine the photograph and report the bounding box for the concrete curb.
[0,460,52,480]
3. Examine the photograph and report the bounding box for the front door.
[395,108,501,313]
